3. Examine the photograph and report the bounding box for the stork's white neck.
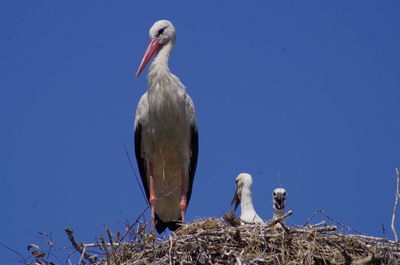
[145,40,186,122]
[240,187,258,219]
[147,41,183,96]
[273,208,284,219]
[149,42,174,75]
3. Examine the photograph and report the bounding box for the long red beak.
[135,39,160,78]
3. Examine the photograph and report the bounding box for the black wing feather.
[134,122,150,202]
[186,124,199,205]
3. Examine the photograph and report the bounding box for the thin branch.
[344,233,396,243]
[77,245,87,265]
[303,210,320,226]
[391,168,400,242]
[64,228,96,263]
[0,242,28,264]
[104,224,120,265]
[266,210,293,228]
[122,141,148,205]
[99,235,111,265]
[296,226,337,233]
[119,207,149,242]
[82,242,136,248]
[168,235,173,265]
[303,209,365,235]
[308,221,326,228]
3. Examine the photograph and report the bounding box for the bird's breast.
[141,89,191,163]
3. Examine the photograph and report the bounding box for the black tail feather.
[155,214,181,234]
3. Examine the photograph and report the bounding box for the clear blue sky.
[1,0,400,263]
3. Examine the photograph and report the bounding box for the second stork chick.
[272,188,287,219]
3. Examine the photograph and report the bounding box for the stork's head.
[272,188,287,211]
[149,20,176,45]
[136,20,176,78]
[231,173,253,211]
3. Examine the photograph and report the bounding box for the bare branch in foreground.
[99,235,111,265]
[391,168,400,242]
[65,228,97,264]
[266,210,293,228]
[122,142,148,206]
[303,209,365,235]
[104,224,120,265]
[0,242,28,264]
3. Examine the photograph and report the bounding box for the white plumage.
[231,173,264,224]
[134,20,198,233]
[272,188,287,219]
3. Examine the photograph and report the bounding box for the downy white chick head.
[272,188,287,211]
[231,173,253,211]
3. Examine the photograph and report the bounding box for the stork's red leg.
[179,167,187,224]
[148,161,156,233]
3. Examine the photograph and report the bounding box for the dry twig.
[266,210,293,227]
[104,224,119,265]
[65,228,97,264]
[392,168,400,242]
[0,243,28,264]
[99,235,111,265]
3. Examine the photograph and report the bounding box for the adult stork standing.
[134,20,198,234]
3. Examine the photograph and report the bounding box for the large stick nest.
[96,216,399,265]
[26,212,400,265]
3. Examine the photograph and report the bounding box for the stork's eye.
[157,27,166,36]
[273,192,276,196]
[283,192,287,196]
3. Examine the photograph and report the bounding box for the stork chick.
[272,188,287,219]
[231,173,264,224]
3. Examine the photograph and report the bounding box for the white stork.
[231,173,264,224]
[134,20,199,233]
[272,188,287,219]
